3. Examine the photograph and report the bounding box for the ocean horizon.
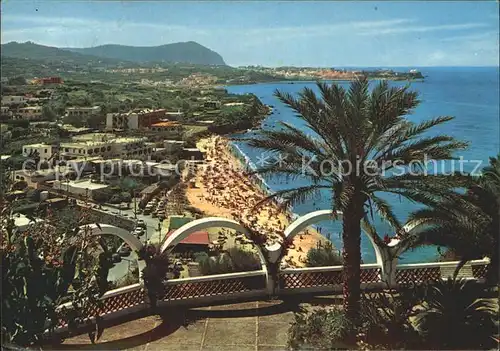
[228,66,500,264]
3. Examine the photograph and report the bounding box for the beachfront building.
[106,108,166,130]
[59,133,152,160]
[16,106,43,120]
[182,147,205,160]
[65,106,102,118]
[164,229,210,254]
[22,143,54,160]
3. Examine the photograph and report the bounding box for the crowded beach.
[185,135,327,268]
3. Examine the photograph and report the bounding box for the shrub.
[358,288,424,349]
[414,278,498,350]
[288,308,355,350]
[226,247,261,272]
[195,247,261,276]
[306,241,343,267]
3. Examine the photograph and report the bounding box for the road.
[78,201,167,282]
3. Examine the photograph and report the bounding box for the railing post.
[379,246,398,288]
[264,243,282,297]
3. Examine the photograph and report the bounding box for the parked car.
[112,253,122,263]
[136,220,146,228]
[118,244,131,256]
[133,228,145,237]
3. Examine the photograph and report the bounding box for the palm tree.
[414,278,498,349]
[407,155,499,282]
[241,78,468,320]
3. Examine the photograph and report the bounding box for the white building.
[52,179,110,199]
[59,136,152,160]
[1,106,12,118]
[1,96,26,106]
[163,140,185,153]
[16,106,43,120]
[106,109,166,130]
[66,106,101,118]
[10,213,44,232]
[22,143,53,160]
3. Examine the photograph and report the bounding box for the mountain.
[62,41,226,66]
[1,41,126,66]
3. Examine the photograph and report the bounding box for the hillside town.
[0,75,275,285]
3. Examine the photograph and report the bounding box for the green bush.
[195,247,261,276]
[288,308,354,350]
[358,288,423,349]
[306,241,343,267]
[414,278,498,349]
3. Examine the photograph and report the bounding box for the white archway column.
[160,217,272,294]
[283,210,388,285]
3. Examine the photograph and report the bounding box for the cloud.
[1,13,497,66]
[440,31,499,42]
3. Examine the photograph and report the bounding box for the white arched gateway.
[81,223,146,274]
[159,217,269,269]
[284,210,385,267]
[284,209,426,285]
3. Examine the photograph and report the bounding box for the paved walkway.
[49,299,315,350]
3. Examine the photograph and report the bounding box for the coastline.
[186,135,326,267]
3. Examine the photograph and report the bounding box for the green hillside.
[62,41,226,66]
[1,41,126,66]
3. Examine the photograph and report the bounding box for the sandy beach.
[185,135,326,268]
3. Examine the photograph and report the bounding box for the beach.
[185,135,326,268]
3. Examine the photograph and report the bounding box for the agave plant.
[241,78,469,319]
[414,277,498,349]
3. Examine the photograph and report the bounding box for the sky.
[1,1,498,67]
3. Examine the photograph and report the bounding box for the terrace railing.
[54,258,490,334]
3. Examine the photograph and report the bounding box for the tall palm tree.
[407,155,499,282]
[241,78,469,320]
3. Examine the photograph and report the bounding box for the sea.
[227,67,500,264]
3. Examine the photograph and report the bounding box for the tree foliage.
[242,79,468,320]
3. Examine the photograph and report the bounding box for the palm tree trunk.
[342,193,363,322]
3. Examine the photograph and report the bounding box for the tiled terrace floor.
[48,298,336,351]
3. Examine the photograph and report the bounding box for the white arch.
[83,223,144,252]
[159,217,268,269]
[284,210,384,267]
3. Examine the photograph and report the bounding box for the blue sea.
[227,67,499,264]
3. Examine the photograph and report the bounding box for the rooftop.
[151,121,181,127]
[166,230,210,245]
[66,106,101,110]
[164,140,185,144]
[24,143,51,148]
[57,179,110,190]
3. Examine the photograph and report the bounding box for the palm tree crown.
[241,78,469,319]
[407,155,499,282]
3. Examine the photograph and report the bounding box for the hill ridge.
[1,41,226,66]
